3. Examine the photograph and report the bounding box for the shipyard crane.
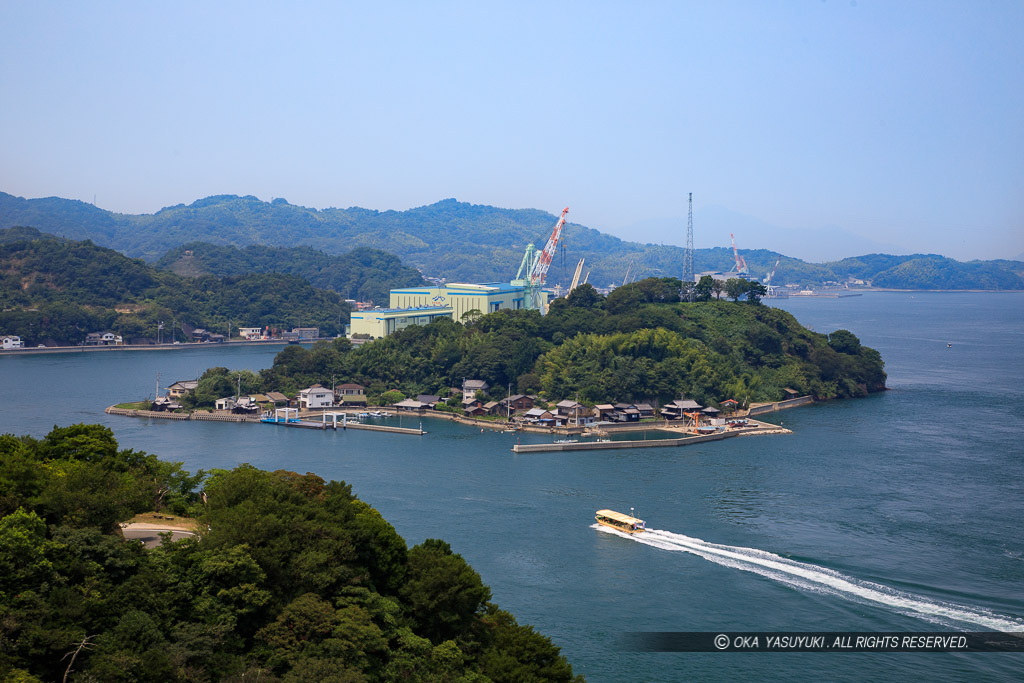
[764,256,781,296]
[569,258,585,293]
[729,233,749,277]
[511,207,569,311]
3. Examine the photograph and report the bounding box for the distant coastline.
[0,339,312,355]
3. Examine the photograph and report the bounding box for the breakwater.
[105,406,425,435]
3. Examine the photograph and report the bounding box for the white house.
[238,327,264,340]
[1,336,24,349]
[462,379,489,402]
[299,385,334,409]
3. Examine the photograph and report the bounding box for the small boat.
[554,438,578,444]
[595,509,646,533]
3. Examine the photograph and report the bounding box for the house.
[394,398,428,412]
[215,397,237,411]
[593,404,616,421]
[461,397,482,412]
[232,398,260,414]
[720,398,739,414]
[238,326,264,340]
[150,396,182,411]
[415,394,441,408]
[299,385,333,409]
[464,404,489,418]
[335,383,367,406]
[634,403,655,418]
[555,400,586,420]
[265,392,290,407]
[85,331,122,346]
[462,379,489,402]
[292,327,320,340]
[782,388,801,399]
[482,400,501,416]
[499,394,534,413]
[523,408,555,425]
[1,335,23,349]
[660,399,703,420]
[189,328,211,343]
[167,380,199,399]
[609,406,640,422]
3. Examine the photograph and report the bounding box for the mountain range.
[1,191,1021,290]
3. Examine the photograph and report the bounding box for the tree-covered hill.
[0,424,582,682]
[4,191,1020,290]
[155,242,426,304]
[0,229,349,345]
[250,279,886,407]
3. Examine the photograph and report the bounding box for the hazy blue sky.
[1,1,1021,261]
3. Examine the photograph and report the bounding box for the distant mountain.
[1,192,1021,290]
[614,205,905,262]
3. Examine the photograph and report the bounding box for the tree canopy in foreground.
[0,424,582,682]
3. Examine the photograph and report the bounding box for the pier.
[106,406,425,435]
[511,422,789,453]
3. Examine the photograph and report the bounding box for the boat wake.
[594,525,1024,632]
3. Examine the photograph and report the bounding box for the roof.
[337,383,365,390]
[248,394,271,403]
[300,385,331,395]
[594,404,615,410]
[556,400,581,408]
[266,392,289,402]
[483,401,499,409]
[595,509,644,525]
[524,408,551,417]
[702,406,720,413]
[416,394,440,404]
[670,399,703,409]
[720,398,739,405]
[501,394,528,403]
[463,379,488,388]
[394,399,426,408]
[634,403,654,411]
[169,380,199,389]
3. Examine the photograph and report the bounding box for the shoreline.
[0,339,316,356]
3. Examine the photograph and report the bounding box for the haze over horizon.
[1,1,1021,262]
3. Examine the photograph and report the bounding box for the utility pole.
[683,192,694,301]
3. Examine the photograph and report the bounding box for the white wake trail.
[594,525,1024,632]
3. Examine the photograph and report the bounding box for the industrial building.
[390,283,537,321]
[348,305,454,339]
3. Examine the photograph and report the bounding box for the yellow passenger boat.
[595,509,646,533]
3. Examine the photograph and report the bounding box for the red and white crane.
[530,207,569,285]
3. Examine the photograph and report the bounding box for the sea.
[2,291,1022,682]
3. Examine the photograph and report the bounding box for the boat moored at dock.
[595,509,646,533]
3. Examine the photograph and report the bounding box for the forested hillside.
[0,424,582,682]
[0,228,349,345]
[245,279,886,407]
[4,192,1020,289]
[155,242,426,304]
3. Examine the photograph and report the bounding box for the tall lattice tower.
[683,192,694,301]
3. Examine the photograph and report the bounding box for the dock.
[106,406,425,435]
[511,422,788,453]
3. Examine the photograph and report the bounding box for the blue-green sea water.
[2,292,1022,681]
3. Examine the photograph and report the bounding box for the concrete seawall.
[512,430,739,453]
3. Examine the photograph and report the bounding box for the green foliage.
[0,230,351,345]
[0,426,582,681]
[248,278,885,405]
[155,242,426,304]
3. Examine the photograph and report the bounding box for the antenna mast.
[683,192,694,301]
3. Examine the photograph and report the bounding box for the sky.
[1,1,1021,261]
